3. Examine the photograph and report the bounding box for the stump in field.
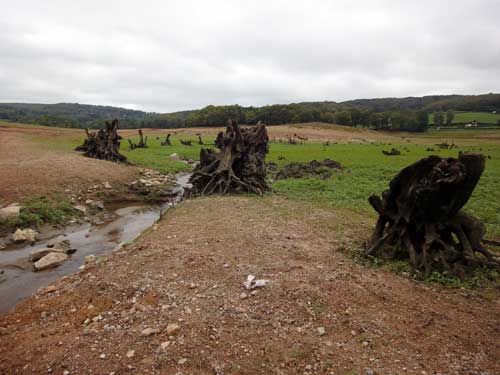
[382,148,401,156]
[128,129,148,149]
[180,139,192,146]
[197,134,204,145]
[75,119,127,163]
[366,153,498,277]
[161,134,172,146]
[189,120,270,195]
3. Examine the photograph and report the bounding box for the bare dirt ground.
[0,124,140,203]
[1,196,498,375]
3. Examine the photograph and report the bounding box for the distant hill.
[1,93,499,131]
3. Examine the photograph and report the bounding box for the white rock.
[160,341,170,350]
[140,327,160,337]
[178,358,187,365]
[74,205,87,213]
[12,228,38,242]
[126,350,135,358]
[169,153,180,161]
[103,182,112,189]
[317,327,326,336]
[0,204,22,221]
[33,252,69,271]
[166,323,181,336]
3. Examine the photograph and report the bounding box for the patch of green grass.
[269,141,500,237]
[1,196,79,229]
[429,111,500,125]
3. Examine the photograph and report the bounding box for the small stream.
[0,173,191,313]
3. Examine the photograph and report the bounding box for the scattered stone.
[0,203,23,221]
[141,327,160,337]
[240,292,248,300]
[317,327,326,336]
[366,369,375,375]
[12,228,38,243]
[160,341,170,351]
[74,205,87,213]
[30,241,75,262]
[178,358,187,365]
[93,201,105,210]
[166,323,181,336]
[99,354,106,359]
[103,181,112,189]
[33,252,69,271]
[85,199,94,205]
[126,350,135,358]
[169,153,180,161]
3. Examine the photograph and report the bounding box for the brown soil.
[1,196,498,375]
[0,124,140,203]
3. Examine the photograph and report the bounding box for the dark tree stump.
[161,134,172,146]
[128,129,148,149]
[180,139,192,146]
[75,119,127,163]
[366,153,499,277]
[197,134,204,145]
[188,120,270,195]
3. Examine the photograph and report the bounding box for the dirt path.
[1,196,498,375]
[0,124,139,203]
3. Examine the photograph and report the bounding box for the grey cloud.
[1,0,499,112]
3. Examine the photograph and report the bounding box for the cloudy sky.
[1,1,499,112]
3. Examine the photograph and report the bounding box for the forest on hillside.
[1,93,499,132]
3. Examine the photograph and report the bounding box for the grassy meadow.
[429,111,500,125]
[28,126,500,238]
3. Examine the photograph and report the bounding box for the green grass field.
[429,111,500,125]
[30,130,500,237]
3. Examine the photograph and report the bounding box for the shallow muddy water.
[0,173,191,313]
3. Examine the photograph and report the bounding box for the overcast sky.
[1,1,499,112]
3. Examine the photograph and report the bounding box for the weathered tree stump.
[128,129,148,149]
[382,148,401,156]
[188,120,270,195]
[197,134,204,145]
[366,153,498,277]
[180,139,192,146]
[75,119,127,163]
[161,134,172,146]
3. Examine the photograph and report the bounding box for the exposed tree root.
[75,119,127,163]
[188,120,270,196]
[366,153,499,277]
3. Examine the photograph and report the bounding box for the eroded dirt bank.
[0,196,498,375]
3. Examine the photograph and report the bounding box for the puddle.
[0,173,191,313]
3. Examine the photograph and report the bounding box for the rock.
[93,201,105,210]
[366,369,375,375]
[240,293,248,300]
[33,252,69,271]
[317,327,326,336]
[12,228,38,243]
[166,323,181,336]
[160,341,170,351]
[85,199,94,205]
[140,327,160,337]
[169,153,180,161]
[30,241,74,261]
[74,205,87,213]
[178,358,187,365]
[0,204,22,221]
[99,354,106,359]
[103,182,112,189]
[85,255,96,263]
[126,350,135,358]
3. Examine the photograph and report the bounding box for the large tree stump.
[128,129,148,149]
[366,153,498,277]
[75,119,127,163]
[188,120,270,195]
[161,134,172,146]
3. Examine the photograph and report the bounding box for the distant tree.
[446,110,455,126]
[417,111,429,132]
[433,111,445,127]
[335,111,352,126]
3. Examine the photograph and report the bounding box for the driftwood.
[366,153,498,277]
[180,139,192,146]
[382,148,401,156]
[128,129,148,149]
[188,120,269,195]
[75,119,127,163]
[161,134,172,146]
